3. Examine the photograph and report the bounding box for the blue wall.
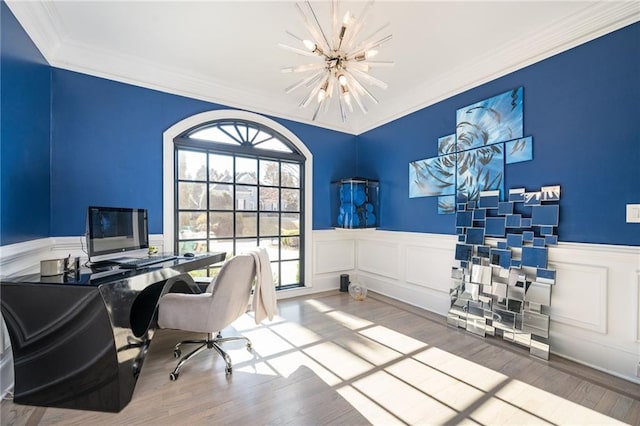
[358,23,640,246]
[50,69,355,236]
[1,3,51,245]
[2,1,638,247]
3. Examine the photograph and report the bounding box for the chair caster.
[170,372,179,381]
[225,367,232,375]
[246,342,252,351]
[173,349,181,358]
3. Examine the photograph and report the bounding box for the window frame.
[162,110,313,290]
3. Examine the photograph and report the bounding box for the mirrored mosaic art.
[447,185,561,360]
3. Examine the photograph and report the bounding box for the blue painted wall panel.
[50,69,355,235]
[0,2,51,245]
[358,22,640,246]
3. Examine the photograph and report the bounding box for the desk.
[0,252,226,412]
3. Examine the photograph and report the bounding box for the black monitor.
[86,206,149,260]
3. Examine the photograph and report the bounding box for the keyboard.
[116,255,178,269]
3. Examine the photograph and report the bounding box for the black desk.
[0,252,226,413]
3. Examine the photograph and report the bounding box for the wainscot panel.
[551,262,608,334]
[313,239,355,274]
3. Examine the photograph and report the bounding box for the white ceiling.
[7,1,639,135]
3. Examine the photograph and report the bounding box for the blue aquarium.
[333,178,379,229]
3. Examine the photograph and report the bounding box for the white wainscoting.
[1,230,639,388]
[323,229,640,384]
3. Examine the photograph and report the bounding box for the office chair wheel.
[225,366,232,375]
[170,372,179,381]
[173,349,181,358]
[246,342,252,351]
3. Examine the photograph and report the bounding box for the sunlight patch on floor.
[496,380,627,425]
[234,360,279,376]
[304,298,334,313]
[332,332,403,365]
[265,351,342,386]
[336,386,406,425]
[359,325,428,354]
[269,321,324,347]
[351,370,458,424]
[326,310,375,330]
[414,346,508,392]
[242,327,294,357]
[303,341,375,381]
[229,301,628,426]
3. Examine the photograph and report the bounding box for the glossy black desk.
[0,252,226,413]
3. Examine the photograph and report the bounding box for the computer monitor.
[86,206,149,260]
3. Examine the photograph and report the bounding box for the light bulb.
[303,39,316,51]
[365,49,378,59]
[317,88,326,102]
[338,74,348,86]
[342,11,352,25]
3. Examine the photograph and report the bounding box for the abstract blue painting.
[438,195,456,214]
[438,134,457,155]
[505,136,533,164]
[409,87,530,215]
[456,87,524,150]
[456,144,504,201]
[409,154,456,198]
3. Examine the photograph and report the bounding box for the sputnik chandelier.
[280,1,393,122]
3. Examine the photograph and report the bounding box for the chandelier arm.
[359,61,395,68]
[338,95,347,122]
[345,71,379,104]
[278,43,318,58]
[356,22,390,50]
[345,62,370,72]
[296,2,331,54]
[348,85,368,114]
[300,72,329,108]
[285,69,325,94]
[285,30,306,43]
[347,34,393,60]
[305,1,332,52]
[282,63,327,74]
[331,0,338,48]
[311,99,323,121]
[348,68,388,90]
[342,1,373,51]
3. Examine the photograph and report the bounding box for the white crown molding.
[354,1,640,134]
[4,1,64,61]
[6,1,639,135]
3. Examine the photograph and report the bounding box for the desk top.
[1,252,226,287]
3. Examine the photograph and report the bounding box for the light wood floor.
[2,291,639,425]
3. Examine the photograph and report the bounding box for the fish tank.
[332,178,379,229]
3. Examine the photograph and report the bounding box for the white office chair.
[157,254,256,380]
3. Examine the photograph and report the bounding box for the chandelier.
[280,1,393,122]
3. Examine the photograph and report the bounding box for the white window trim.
[163,110,313,288]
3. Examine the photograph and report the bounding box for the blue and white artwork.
[456,144,504,201]
[409,154,456,198]
[438,134,457,155]
[409,87,530,215]
[505,136,533,164]
[438,195,456,214]
[456,87,524,150]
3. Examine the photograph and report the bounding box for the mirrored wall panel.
[448,185,561,360]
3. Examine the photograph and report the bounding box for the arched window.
[163,111,312,289]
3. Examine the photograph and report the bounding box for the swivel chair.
[157,254,256,380]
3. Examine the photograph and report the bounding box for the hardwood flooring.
[2,291,639,425]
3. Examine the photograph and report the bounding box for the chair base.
[169,332,251,380]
